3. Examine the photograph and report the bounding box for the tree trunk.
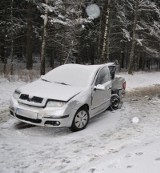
[26,1,33,70]
[40,0,48,75]
[101,0,110,63]
[97,11,103,62]
[128,0,139,74]
[10,0,14,75]
[1,20,7,75]
[3,35,7,75]
[49,49,55,69]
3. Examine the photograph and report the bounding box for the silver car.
[9,63,123,131]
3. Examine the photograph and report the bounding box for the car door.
[90,66,111,116]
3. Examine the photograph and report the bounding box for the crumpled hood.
[19,79,84,102]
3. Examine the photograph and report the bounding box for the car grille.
[20,94,43,103]
[16,114,42,124]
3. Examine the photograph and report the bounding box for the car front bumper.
[9,97,75,128]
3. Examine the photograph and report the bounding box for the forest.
[0,0,160,75]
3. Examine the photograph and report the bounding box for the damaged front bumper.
[9,97,75,128]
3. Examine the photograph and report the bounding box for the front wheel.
[70,107,89,132]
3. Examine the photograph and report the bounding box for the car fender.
[67,88,91,114]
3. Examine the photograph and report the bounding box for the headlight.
[13,89,21,100]
[46,101,66,108]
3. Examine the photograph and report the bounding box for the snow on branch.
[136,38,143,46]
[136,24,144,31]
[140,21,160,40]
[49,16,92,27]
[50,18,72,26]
[138,0,156,10]
[76,18,92,25]
[144,46,160,58]
[41,3,56,12]
[122,28,131,41]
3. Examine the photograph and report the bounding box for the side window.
[95,67,110,85]
[108,66,116,80]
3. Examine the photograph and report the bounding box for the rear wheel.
[110,94,120,110]
[70,107,89,132]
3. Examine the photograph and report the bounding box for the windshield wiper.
[41,78,50,82]
[54,82,71,86]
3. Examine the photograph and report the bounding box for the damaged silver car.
[9,63,126,131]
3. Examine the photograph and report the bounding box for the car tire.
[70,107,89,132]
[110,94,120,110]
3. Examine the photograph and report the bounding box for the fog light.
[55,121,60,126]
[45,121,61,126]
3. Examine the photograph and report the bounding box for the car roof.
[43,63,113,87]
[62,64,102,71]
[58,63,114,72]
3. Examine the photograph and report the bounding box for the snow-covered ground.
[119,71,160,90]
[0,72,160,173]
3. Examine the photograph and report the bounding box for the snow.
[145,47,159,56]
[19,79,84,102]
[131,117,140,124]
[41,3,55,12]
[50,18,71,26]
[42,64,101,87]
[122,28,131,41]
[136,38,143,46]
[119,71,160,90]
[81,24,85,29]
[0,71,160,173]
[0,78,25,111]
[78,139,160,173]
[136,24,144,31]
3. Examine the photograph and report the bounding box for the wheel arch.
[80,104,89,111]
[70,103,90,132]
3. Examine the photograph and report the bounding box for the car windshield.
[42,64,97,87]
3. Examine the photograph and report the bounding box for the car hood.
[19,79,84,102]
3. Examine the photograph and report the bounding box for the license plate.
[16,108,38,119]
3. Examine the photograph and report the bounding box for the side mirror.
[94,84,105,91]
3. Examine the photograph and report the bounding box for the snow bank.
[0,78,26,111]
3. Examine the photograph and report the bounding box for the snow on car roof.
[62,63,103,70]
[105,62,115,66]
[42,64,105,87]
